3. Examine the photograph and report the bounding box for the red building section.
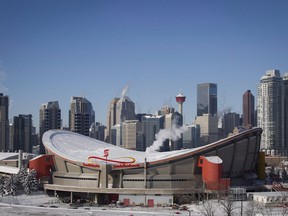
[29,155,54,179]
[198,156,230,191]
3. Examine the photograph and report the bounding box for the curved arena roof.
[43,128,262,167]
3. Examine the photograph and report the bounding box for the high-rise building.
[283,73,288,156]
[39,101,62,154]
[89,122,106,141]
[105,98,120,143]
[141,115,165,150]
[243,90,255,127]
[69,97,95,136]
[183,124,200,149]
[197,83,217,116]
[110,124,122,146]
[257,70,283,155]
[195,114,218,146]
[105,96,135,144]
[222,112,240,137]
[11,114,33,153]
[0,93,9,151]
[116,96,135,124]
[158,106,175,116]
[165,111,183,150]
[122,120,142,150]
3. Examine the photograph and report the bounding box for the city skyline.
[1,1,288,130]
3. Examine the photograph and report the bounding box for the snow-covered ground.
[0,191,287,215]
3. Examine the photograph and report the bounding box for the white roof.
[0,165,19,174]
[43,129,260,166]
[205,156,222,164]
[250,191,288,197]
[0,152,19,161]
[43,130,208,165]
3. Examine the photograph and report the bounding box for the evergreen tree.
[0,176,7,196]
[282,169,288,182]
[23,169,39,195]
[4,174,19,196]
[269,166,276,181]
[17,166,28,191]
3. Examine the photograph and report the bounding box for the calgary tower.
[175,91,186,116]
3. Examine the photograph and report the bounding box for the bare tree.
[245,200,264,216]
[219,197,236,216]
[200,200,216,216]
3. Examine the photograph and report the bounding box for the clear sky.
[0,0,288,131]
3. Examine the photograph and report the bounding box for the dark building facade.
[183,124,201,149]
[89,122,106,141]
[0,93,9,151]
[105,98,120,143]
[39,101,62,154]
[141,115,165,150]
[12,114,33,153]
[243,90,255,127]
[282,74,288,155]
[223,112,240,137]
[69,97,95,137]
[197,83,217,116]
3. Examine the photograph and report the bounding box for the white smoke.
[121,85,129,99]
[217,106,233,128]
[145,124,188,155]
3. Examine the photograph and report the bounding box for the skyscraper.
[282,73,288,156]
[105,97,120,143]
[0,93,9,151]
[89,122,106,141]
[116,96,135,124]
[158,106,175,116]
[243,90,255,127]
[122,120,142,150]
[257,70,283,155]
[195,114,218,146]
[165,111,183,150]
[141,115,165,150]
[12,114,33,153]
[183,124,200,148]
[39,101,62,154]
[106,93,136,145]
[222,112,240,137]
[197,83,217,116]
[196,83,218,146]
[110,124,121,146]
[69,97,95,136]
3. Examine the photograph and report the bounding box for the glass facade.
[197,83,217,116]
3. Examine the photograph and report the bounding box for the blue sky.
[0,0,288,130]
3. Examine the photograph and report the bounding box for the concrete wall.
[119,194,173,206]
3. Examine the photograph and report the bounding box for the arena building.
[30,127,263,206]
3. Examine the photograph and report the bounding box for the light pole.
[103,149,109,188]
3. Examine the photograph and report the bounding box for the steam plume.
[145,124,188,155]
[121,85,129,100]
[218,106,233,128]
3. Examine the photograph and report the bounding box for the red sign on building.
[103,149,109,157]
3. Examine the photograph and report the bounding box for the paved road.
[0,204,199,216]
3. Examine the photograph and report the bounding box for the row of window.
[54,175,97,181]
[123,179,193,182]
